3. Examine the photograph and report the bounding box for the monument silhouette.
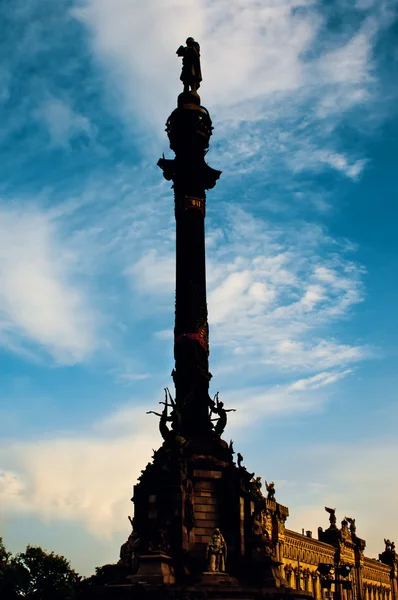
[85,39,398,600]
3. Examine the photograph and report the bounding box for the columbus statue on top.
[177,37,202,93]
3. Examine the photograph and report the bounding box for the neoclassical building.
[281,508,396,600]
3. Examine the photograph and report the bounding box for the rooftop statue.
[341,518,349,537]
[252,476,263,497]
[345,517,356,535]
[176,37,202,93]
[265,481,276,501]
[384,539,395,553]
[325,506,337,527]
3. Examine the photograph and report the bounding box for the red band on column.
[185,196,205,216]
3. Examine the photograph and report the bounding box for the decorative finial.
[176,37,202,94]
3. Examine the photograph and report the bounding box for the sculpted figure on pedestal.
[263,510,273,538]
[249,505,290,588]
[209,393,236,435]
[341,518,349,538]
[384,539,396,554]
[251,476,263,498]
[146,388,182,442]
[346,517,356,535]
[119,516,140,572]
[176,37,202,93]
[206,528,227,572]
[265,481,276,501]
[325,506,337,527]
[252,508,272,554]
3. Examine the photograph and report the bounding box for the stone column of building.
[354,533,366,600]
[379,542,398,600]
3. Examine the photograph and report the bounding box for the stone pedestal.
[129,552,175,585]
[200,571,239,586]
[85,582,312,600]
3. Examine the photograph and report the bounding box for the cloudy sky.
[0,0,397,577]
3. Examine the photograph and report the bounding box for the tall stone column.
[158,88,221,441]
[109,38,312,600]
[354,543,366,600]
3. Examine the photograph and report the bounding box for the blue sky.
[0,0,397,576]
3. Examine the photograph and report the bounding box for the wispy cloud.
[130,207,369,374]
[37,95,94,149]
[0,368,346,537]
[73,0,394,180]
[3,416,396,574]
[224,369,351,429]
[0,206,96,364]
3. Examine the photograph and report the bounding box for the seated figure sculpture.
[206,528,227,573]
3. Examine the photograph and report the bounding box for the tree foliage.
[0,537,80,600]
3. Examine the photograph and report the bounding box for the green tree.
[0,538,80,600]
[0,537,11,566]
[0,537,29,599]
[14,545,80,600]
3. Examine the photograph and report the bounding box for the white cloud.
[0,369,343,535]
[316,27,373,87]
[288,146,368,180]
[0,414,158,538]
[0,470,25,507]
[271,340,368,370]
[224,369,350,429]
[209,269,276,324]
[131,207,368,374]
[72,0,204,131]
[71,0,323,120]
[317,152,367,179]
[128,250,175,295]
[37,96,94,148]
[111,370,150,384]
[0,206,96,364]
[207,210,367,372]
[287,369,352,391]
[72,0,389,178]
[0,373,394,571]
